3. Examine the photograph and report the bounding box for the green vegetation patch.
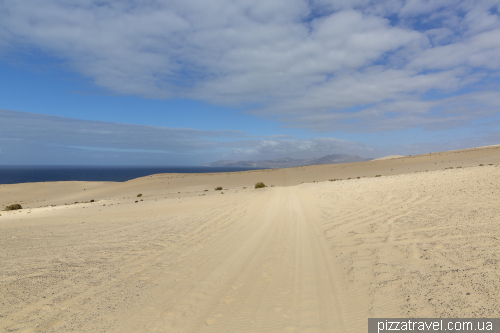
[255,182,266,189]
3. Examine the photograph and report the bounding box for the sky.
[1,0,500,165]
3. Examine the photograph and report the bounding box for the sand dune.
[2,145,500,332]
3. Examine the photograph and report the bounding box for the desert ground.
[1,145,500,332]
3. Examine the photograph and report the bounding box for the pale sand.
[1,145,500,332]
[372,155,405,161]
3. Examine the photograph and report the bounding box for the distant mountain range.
[203,154,373,169]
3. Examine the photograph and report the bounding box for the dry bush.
[6,204,22,211]
[215,186,223,190]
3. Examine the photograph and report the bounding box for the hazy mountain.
[203,154,373,169]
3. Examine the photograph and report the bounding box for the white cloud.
[0,108,245,153]
[229,137,372,159]
[267,90,500,132]
[0,109,373,164]
[0,0,499,132]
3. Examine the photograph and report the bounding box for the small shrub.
[215,186,223,191]
[375,175,381,177]
[204,189,208,191]
[479,164,484,166]
[90,199,95,202]
[255,182,266,189]
[6,204,22,211]
[137,194,142,197]
[135,200,138,203]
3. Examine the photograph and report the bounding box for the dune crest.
[373,154,405,160]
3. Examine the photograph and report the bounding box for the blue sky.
[0,0,499,165]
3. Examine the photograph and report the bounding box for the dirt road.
[2,187,361,332]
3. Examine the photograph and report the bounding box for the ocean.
[0,166,262,185]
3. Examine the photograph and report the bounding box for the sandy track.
[109,187,354,333]
[1,187,359,332]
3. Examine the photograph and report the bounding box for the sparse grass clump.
[137,194,142,197]
[375,175,381,177]
[215,186,223,191]
[255,182,266,189]
[5,204,22,211]
[479,164,484,166]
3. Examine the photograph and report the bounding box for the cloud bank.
[0,109,372,164]
[1,0,499,133]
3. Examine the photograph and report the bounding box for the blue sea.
[0,166,261,185]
